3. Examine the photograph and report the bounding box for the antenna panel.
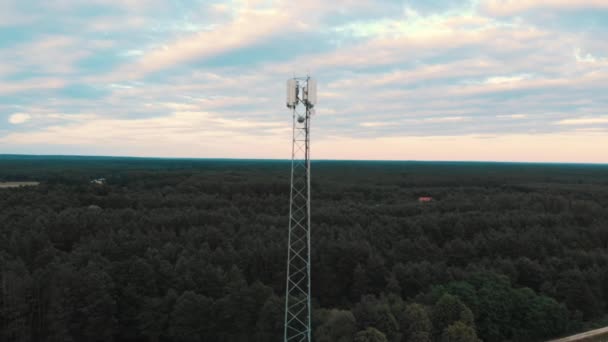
[287,79,297,108]
[306,78,317,107]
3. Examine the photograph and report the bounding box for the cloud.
[1,109,284,144]
[423,116,471,123]
[360,122,391,127]
[3,116,607,163]
[484,74,532,85]
[8,113,31,124]
[59,84,109,99]
[0,78,66,94]
[575,48,607,64]
[315,132,608,163]
[0,0,607,162]
[496,114,527,119]
[110,0,327,78]
[480,0,608,16]
[556,116,608,125]
[103,0,397,79]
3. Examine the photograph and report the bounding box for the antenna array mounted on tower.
[284,76,316,342]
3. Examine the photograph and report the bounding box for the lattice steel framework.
[284,77,315,342]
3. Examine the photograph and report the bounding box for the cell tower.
[284,76,317,342]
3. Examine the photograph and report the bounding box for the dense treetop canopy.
[1,156,608,341]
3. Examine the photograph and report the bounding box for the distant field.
[0,181,40,188]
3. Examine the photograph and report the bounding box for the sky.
[0,0,607,163]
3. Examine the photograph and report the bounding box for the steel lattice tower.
[284,76,316,342]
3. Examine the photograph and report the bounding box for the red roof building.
[418,196,433,203]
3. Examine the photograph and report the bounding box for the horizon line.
[1,153,607,166]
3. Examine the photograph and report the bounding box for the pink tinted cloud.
[267,21,552,77]
[111,8,290,79]
[480,0,608,16]
[0,2,37,26]
[2,35,92,75]
[4,122,606,163]
[42,0,168,12]
[0,79,66,94]
[316,133,608,163]
[109,0,377,79]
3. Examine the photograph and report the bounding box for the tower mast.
[284,76,316,342]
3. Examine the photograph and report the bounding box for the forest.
[1,155,608,342]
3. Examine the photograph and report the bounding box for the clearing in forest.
[0,181,40,188]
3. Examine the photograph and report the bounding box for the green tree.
[168,291,213,342]
[511,288,570,340]
[67,262,116,342]
[386,273,401,296]
[556,269,602,320]
[473,274,513,341]
[399,303,431,342]
[0,259,32,342]
[314,309,357,342]
[354,327,388,342]
[351,263,369,301]
[139,289,177,342]
[255,294,283,342]
[354,295,399,342]
[441,321,479,342]
[431,294,475,337]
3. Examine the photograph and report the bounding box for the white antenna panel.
[306,78,317,107]
[287,79,297,108]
